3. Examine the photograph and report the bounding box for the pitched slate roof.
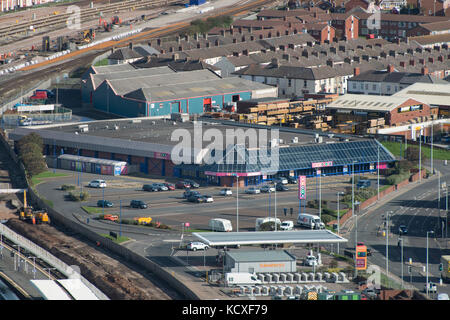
[107,48,143,61]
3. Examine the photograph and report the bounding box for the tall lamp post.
[399,237,404,289]
[384,211,392,287]
[236,175,239,232]
[426,230,434,297]
[274,182,278,231]
[337,191,344,254]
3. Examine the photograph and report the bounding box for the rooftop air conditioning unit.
[291,137,298,143]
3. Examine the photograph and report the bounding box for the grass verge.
[381,141,450,160]
[100,234,130,244]
[31,171,69,185]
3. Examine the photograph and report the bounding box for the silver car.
[245,187,260,194]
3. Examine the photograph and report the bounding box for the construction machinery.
[111,16,122,26]
[79,29,95,43]
[17,190,50,224]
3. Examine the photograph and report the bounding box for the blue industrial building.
[81,64,277,118]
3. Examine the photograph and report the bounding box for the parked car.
[287,176,298,184]
[143,184,159,192]
[273,177,288,185]
[398,224,408,235]
[187,194,204,203]
[176,181,191,189]
[97,200,113,208]
[280,220,294,231]
[130,200,148,209]
[88,179,106,188]
[183,190,200,198]
[220,188,233,196]
[164,183,175,190]
[103,214,118,222]
[184,179,200,188]
[357,180,371,189]
[153,183,168,191]
[260,185,275,193]
[202,195,214,203]
[362,287,378,300]
[276,184,289,191]
[187,242,209,251]
[304,255,318,266]
[245,187,260,194]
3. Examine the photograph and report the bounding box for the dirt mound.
[6,218,171,300]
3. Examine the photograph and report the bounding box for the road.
[345,158,450,298]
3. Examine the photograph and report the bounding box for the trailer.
[208,218,233,232]
[225,273,262,286]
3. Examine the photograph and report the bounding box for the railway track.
[0,0,183,39]
[0,0,274,100]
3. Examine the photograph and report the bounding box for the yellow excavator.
[18,190,50,225]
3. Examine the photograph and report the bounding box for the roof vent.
[291,137,298,143]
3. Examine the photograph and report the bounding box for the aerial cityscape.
[0,0,449,307]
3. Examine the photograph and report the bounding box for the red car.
[175,181,191,189]
[164,183,175,190]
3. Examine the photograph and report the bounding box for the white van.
[255,217,281,231]
[297,213,325,229]
[225,273,262,286]
[208,218,233,232]
[280,220,294,231]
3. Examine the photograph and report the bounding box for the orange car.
[103,214,118,222]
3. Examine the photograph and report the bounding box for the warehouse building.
[8,117,396,186]
[81,64,277,117]
[224,250,297,274]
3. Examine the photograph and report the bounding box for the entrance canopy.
[193,230,347,247]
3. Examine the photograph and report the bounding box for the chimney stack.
[409,59,415,66]
[173,53,179,61]
[272,58,280,67]
[157,38,161,46]
[421,66,429,75]
[428,57,434,63]
[400,61,406,67]
[354,67,360,76]
[129,42,133,49]
[387,64,395,73]
[283,54,290,62]
[243,49,249,56]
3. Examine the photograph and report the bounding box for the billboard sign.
[298,175,306,200]
[312,161,333,168]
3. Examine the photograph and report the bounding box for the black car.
[287,176,298,184]
[130,200,148,209]
[184,179,200,188]
[143,184,159,192]
[276,184,289,191]
[187,194,204,203]
[398,225,408,235]
[97,200,113,208]
[183,190,200,198]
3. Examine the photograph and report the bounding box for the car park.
[245,187,260,194]
[187,242,209,251]
[88,179,106,188]
[260,185,275,193]
[220,188,232,196]
[130,200,148,209]
[143,184,159,192]
[183,190,200,198]
[97,200,113,208]
[398,224,408,235]
[276,184,289,191]
[164,183,175,190]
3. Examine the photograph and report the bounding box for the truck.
[297,213,325,229]
[225,272,262,286]
[441,255,450,283]
[208,218,233,232]
[255,217,281,231]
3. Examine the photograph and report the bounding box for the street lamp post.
[431,123,433,174]
[236,175,239,232]
[319,173,322,220]
[426,230,434,297]
[419,132,422,182]
[377,142,380,200]
[274,182,278,231]
[399,237,404,289]
[384,211,392,287]
[337,191,343,254]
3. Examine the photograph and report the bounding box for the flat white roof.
[30,280,72,300]
[193,230,348,246]
[393,82,450,106]
[327,94,424,112]
[57,279,99,300]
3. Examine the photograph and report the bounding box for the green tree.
[17,132,43,153]
[17,133,47,177]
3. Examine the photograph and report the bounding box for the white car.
[220,188,232,196]
[245,187,260,194]
[202,195,214,203]
[260,185,275,193]
[304,255,318,266]
[88,179,106,188]
[187,242,209,251]
[424,282,437,293]
[280,220,294,231]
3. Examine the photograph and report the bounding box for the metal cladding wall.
[226,257,297,273]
